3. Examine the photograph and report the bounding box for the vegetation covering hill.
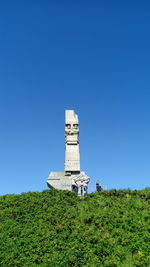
[0,189,150,267]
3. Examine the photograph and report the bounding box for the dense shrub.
[0,189,149,266]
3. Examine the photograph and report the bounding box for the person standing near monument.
[96,181,103,192]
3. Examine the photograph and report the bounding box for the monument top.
[65,110,79,124]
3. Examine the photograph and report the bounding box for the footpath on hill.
[0,189,150,267]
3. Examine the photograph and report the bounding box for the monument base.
[47,171,89,196]
[47,172,72,191]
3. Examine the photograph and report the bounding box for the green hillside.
[0,189,150,267]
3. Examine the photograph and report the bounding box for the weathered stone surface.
[47,110,90,196]
[65,110,80,172]
[47,172,72,191]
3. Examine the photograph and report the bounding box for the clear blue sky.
[0,0,150,195]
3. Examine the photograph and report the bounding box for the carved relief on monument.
[72,172,90,196]
[65,123,79,145]
[65,110,80,172]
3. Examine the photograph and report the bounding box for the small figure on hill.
[96,181,103,192]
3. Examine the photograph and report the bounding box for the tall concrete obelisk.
[65,110,80,172]
[47,110,89,196]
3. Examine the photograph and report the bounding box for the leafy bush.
[0,189,149,266]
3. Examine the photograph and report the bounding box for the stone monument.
[47,110,90,197]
